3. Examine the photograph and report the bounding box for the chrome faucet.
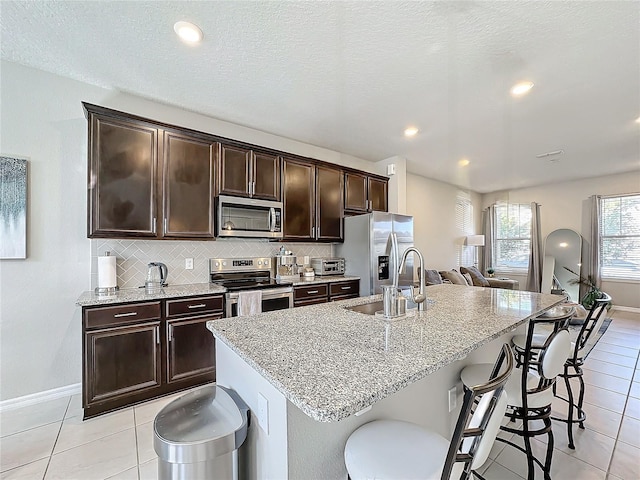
[395,247,427,311]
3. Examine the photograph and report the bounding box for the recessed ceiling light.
[174,21,203,44]
[559,242,568,248]
[458,158,470,167]
[636,116,640,124]
[510,81,534,96]
[404,127,419,137]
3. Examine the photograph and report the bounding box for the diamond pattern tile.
[91,239,332,288]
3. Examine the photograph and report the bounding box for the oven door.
[225,287,293,317]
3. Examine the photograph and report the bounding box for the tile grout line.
[603,316,640,477]
[41,395,72,480]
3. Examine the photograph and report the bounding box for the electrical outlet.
[257,392,269,434]
[185,258,194,270]
[448,386,457,412]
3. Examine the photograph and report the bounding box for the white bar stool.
[344,344,514,480]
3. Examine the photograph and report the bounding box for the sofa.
[424,266,520,290]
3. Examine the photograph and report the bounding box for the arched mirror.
[541,229,582,301]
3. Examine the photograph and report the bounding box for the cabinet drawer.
[165,296,223,319]
[294,284,328,301]
[329,280,359,298]
[294,297,329,308]
[84,302,161,329]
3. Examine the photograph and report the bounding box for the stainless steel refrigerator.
[335,212,414,296]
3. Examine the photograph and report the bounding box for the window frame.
[493,203,532,273]
[599,194,640,282]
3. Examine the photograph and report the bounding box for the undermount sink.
[345,301,384,315]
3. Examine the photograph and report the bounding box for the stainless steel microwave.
[217,195,283,238]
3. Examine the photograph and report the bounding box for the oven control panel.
[209,257,272,273]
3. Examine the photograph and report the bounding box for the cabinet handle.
[341,286,351,290]
[252,181,256,196]
[152,217,156,234]
[307,290,319,294]
[168,324,173,341]
[187,304,207,309]
[114,312,138,318]
[311,226,315,237]
[164,218,168,233]
[157,326,161,345]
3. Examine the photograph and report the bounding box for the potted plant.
[563,267,607,309]
[486,267,495,278]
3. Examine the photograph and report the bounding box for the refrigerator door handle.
[390,232,400,287]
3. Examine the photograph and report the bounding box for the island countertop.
[207,284,564,423]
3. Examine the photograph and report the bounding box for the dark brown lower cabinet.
[82,295,223,419]
[166,314,221,383]
[294,280,359,306]
[85,322,162,405]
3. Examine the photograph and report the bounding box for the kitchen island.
[207,284,564,479]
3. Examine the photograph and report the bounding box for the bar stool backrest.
[442,344,514,479]
[572,292,612,362]
[523,315,571,393]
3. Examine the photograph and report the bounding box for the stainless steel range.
[209,257,294,317]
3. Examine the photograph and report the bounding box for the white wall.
[482,173,640,308]
[405,173,483,270]
[0,61,379,401]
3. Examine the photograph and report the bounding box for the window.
[456,192,475,267]
[494,203,531,270]
[600,194,640,281]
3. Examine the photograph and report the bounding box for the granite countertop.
[291,275,359,286]
[207,284,564,423]
[76,283,227,306]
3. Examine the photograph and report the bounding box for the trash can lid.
[154,386,246,450]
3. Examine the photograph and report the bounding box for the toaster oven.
[310,258,345,276]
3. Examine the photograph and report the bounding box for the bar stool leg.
[543,416,554,480]
[577,374,586,429]
[565,372,576,449]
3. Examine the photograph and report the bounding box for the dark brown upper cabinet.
[282,158,315,240]
[315,165,344,241]
[344,172,388,214]
[162,131,215,238]
[282,158,343,241]
[87,114,159,237]
[84,103,216,240]
[217,145,280,201]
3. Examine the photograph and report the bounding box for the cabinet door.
[85,322,161,405]
[162,132,215,238]
[344,172,368,212]
[316,165,344,241]
[89,115,158,237]
[329,280,360,301]
[368,177,388,212]
[166,315,219,383]
[282,159,315,240]
[218,145,251,197]
[252,153,281,201]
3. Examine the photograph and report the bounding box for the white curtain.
[481,205,495,274]
[584,195,602,298]
[526,202,543,292]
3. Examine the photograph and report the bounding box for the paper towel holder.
[95,251,119,296]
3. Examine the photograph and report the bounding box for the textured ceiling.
[1,1,639,193]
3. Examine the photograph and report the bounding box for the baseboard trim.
[611,305,640,314]
[0,383,82,413]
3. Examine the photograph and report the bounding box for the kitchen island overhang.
[207,284,564,423]
[206,284,565,479]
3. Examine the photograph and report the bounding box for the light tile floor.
[1,310,639,479]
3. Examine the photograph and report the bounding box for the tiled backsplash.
[90,238,333,289]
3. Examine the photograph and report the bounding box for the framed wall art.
[0,156,27,259]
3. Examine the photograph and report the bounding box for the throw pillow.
[462,272,474,286]
[423,269,443,286]
[439,270,469,286]
[460,266,490,287]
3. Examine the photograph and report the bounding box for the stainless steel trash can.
[154,385,250,480]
